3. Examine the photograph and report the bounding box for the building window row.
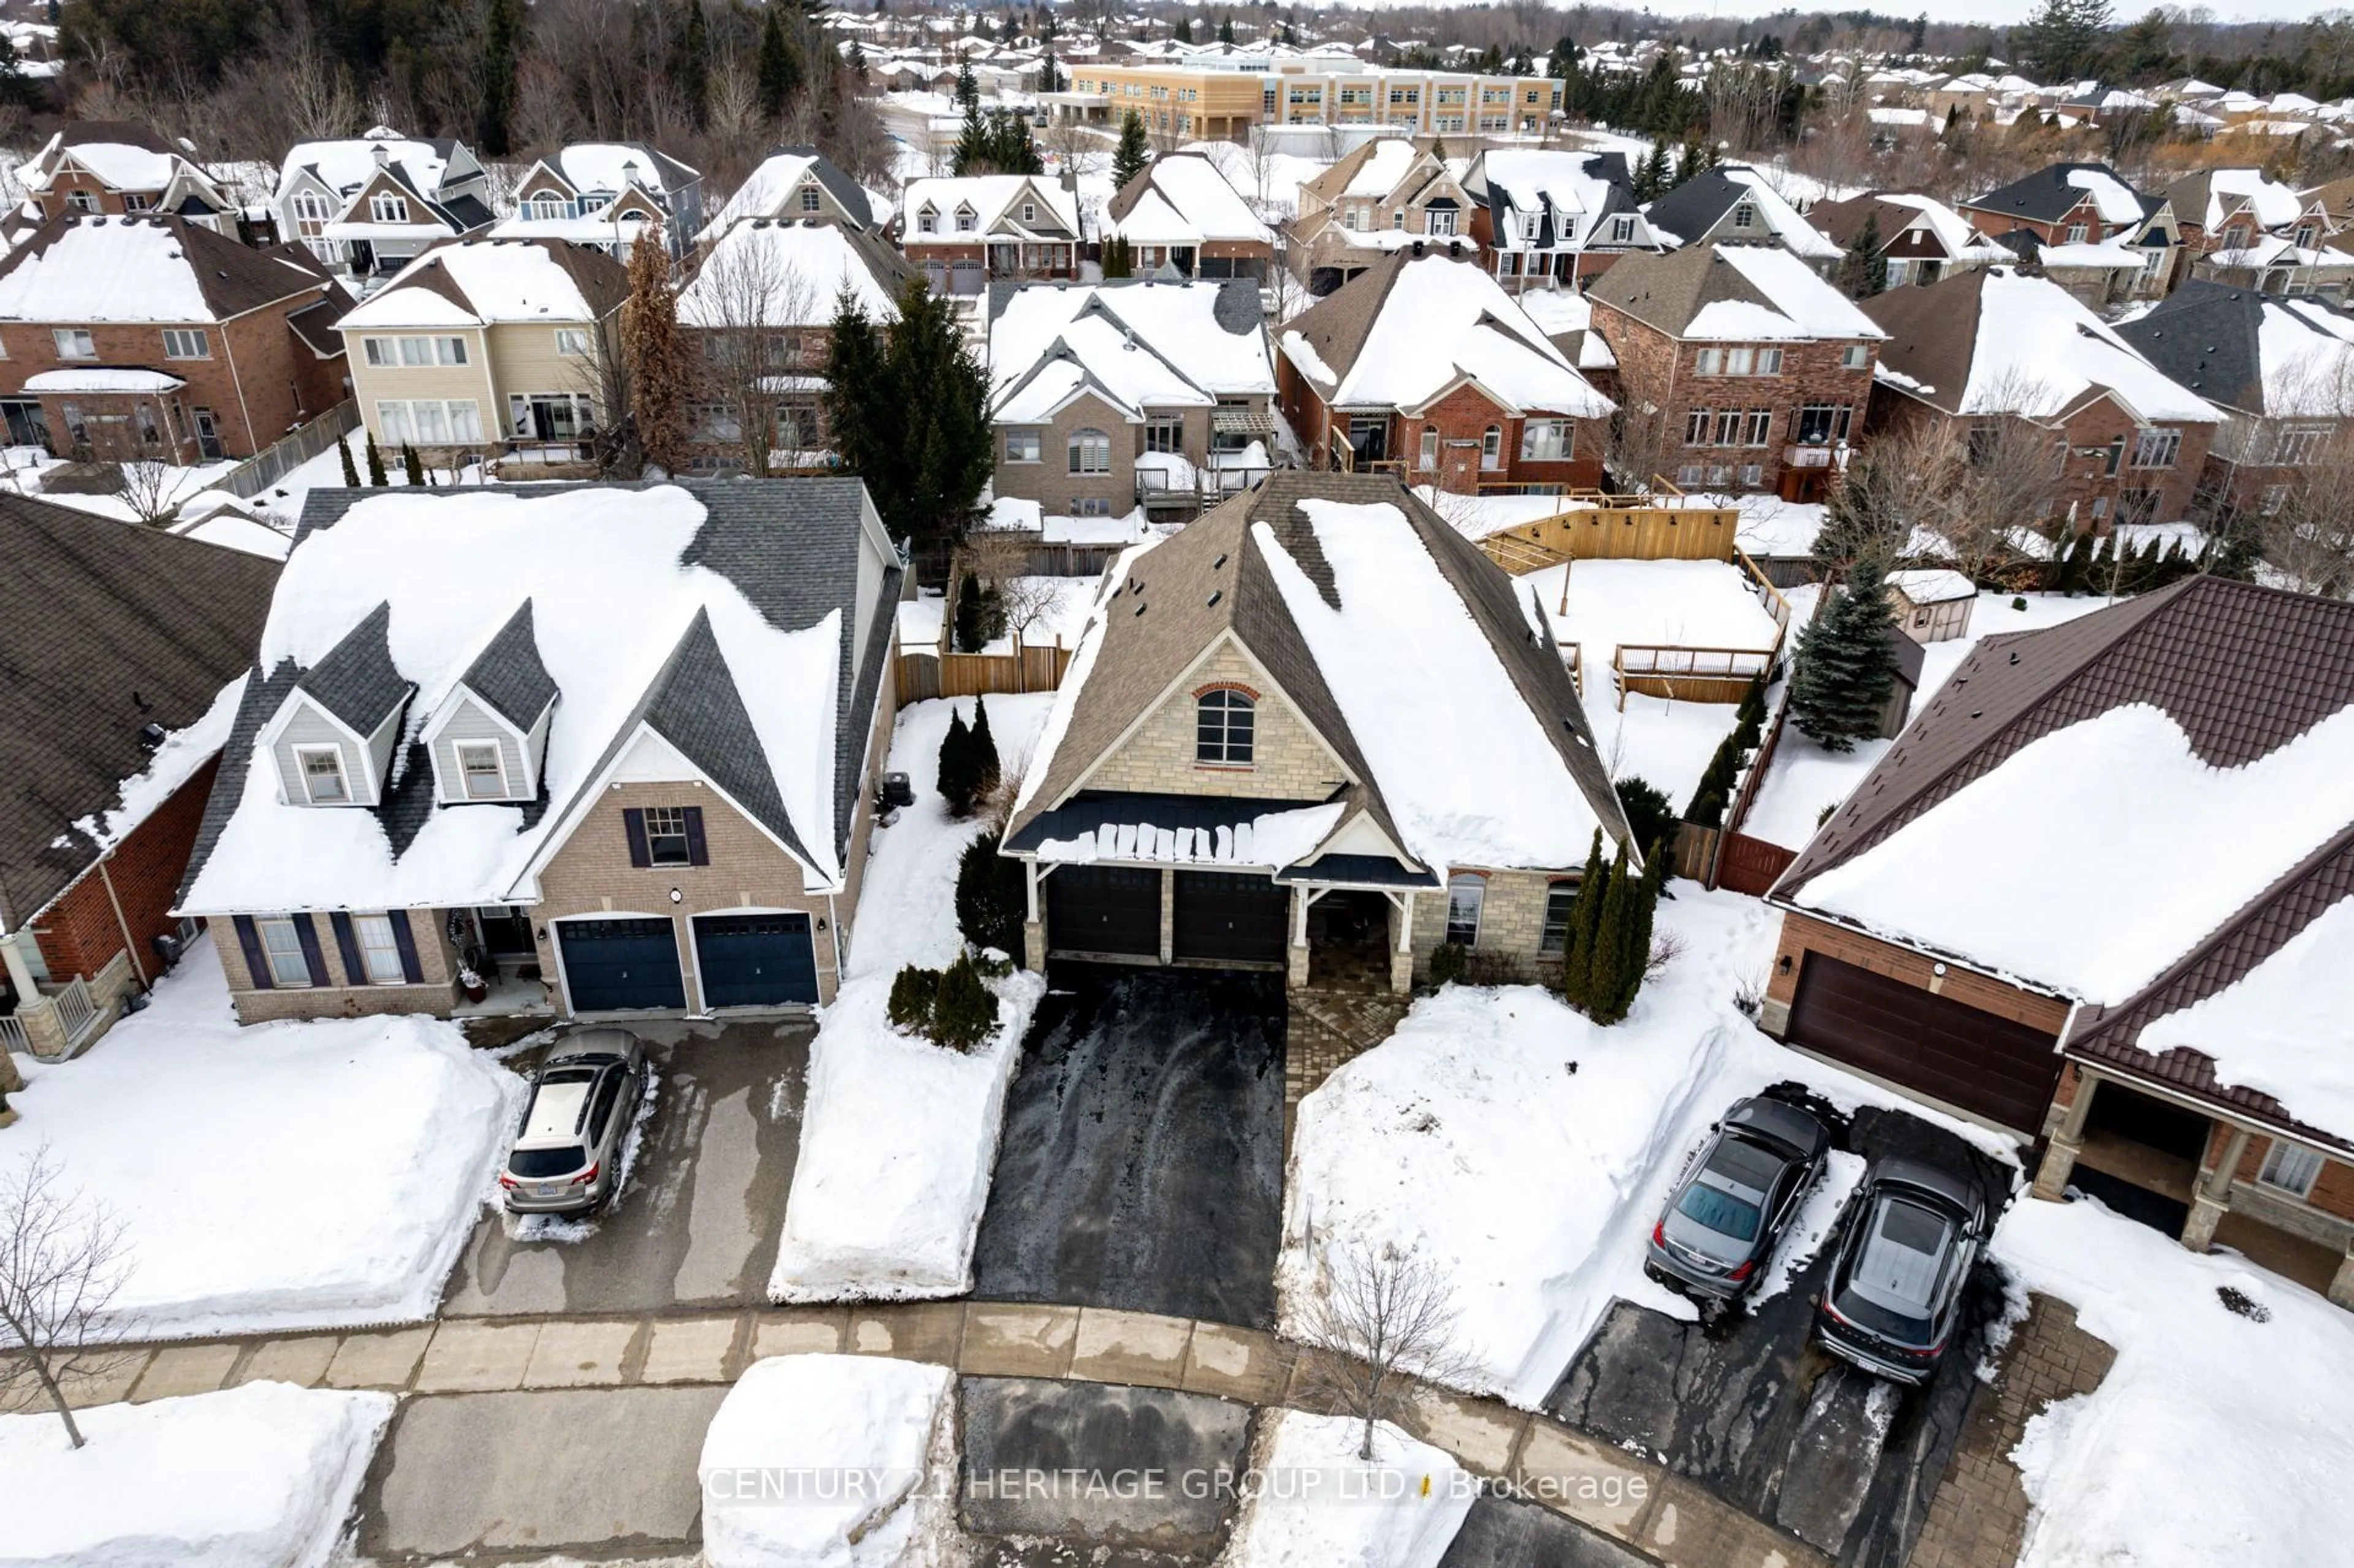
[1685,408,1773,448]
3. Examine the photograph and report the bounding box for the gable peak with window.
[261,601,414,809]
[422,598,561,805]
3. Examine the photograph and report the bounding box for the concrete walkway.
[70,1299,1830,1568]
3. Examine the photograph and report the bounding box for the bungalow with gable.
[1761,575,2354,1309]
[1100,151,1277,282]
[693,147,884,246]
[1461,148,1665,293]
[491,142,705,261]
[1000,471,1632,995]
[1277,248,1615,492]
[900,174,1083,294]
[272,129,497,288]
[18,122,237,235]
[1291,137,1476,297]
[176,479,902,1023]
[1957,162,2177,304]
[1641,165,1845,280]
[1805,192,2011,289]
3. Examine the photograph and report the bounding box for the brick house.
[1585,243,1884,499]
[273,129,496,289]
[1291,137,1476,297]
[1100,151,1276,282]
[176,479,902,1024]
[2112,280,2354,522]
[1278,249,1615,492]
[899,175,1082,295]
[1,494,278,1062]
[1805,192,2011,289]
[1460,148,1664,293]
[1000,471,1632,995]
[676,216,917,473]
[1957,162,2177,304]
[1641,164,1846,280]
[490,142,706,262]
[988,277,1277,520]
[1864,267,2220,531]
[1762,576,2354,1309]
[17,121,237,234]
[0,213,349,460]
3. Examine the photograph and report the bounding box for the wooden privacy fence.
[897,643,1072,706]
[1713,832,1799,896]
[1485,495,1743,565]
[202,400,359,500]
[1612,645,1774,708]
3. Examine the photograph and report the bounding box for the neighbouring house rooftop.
[1642,164,1843,261]
[1964,162,2149,228]
[1103,151,1274,246]
[336,235,629,330]
[987,278,1274,424]
[0,213,340,325]
[2111,279,2354,419]
[1586,240,1886,343]
[696,147,882,242]
[679,217,914,329]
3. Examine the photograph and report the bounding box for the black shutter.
[387,910,425,983]
[294,915,329,989]
[623,807,652,867]
[329,912,366,986]
[683,805,709,866]
[232,915,273,990]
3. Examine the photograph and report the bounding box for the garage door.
[1785,954,2060,1132]
[694,913,820,1008]
[558,918,685,1013]
[1172,871,1288,966]
[1046,866,1160,957]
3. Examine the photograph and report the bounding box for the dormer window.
[955,205,977,232]
[918,205,937,234]
[457,741,508,799]
[297,745,349,804]
[1021,201,1037,223]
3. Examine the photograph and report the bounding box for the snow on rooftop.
[37,138,183,194]
[1253,499,1604,869]
[1689,245,1886,341]
[2258,299,2354,418]
[1887,568,1975,604]
[1522,558,1783,678]
[340,239,608,329]
[69,672,245,857]
[1800,701,2354,1005]
[699,151,837,241]
[2203,167,2306,232]
[679,218,901,329]
[1342,137,1421,198]
[1716,166,1844,260]
[1306,256,1612,417]
[1872,193,2011,261]
[278,132,452,201]
[1960,270,2217,424]
[989,281,1273,423]
[551,142,685,196]
[902,174,1078,236]
[0,216,216,323]
[2063,166,2148,227]
[1038,802,1343,868]
[1109,153,1273,245]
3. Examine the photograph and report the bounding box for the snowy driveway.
[441,1017,812,1316]
[971,966,1287,1328]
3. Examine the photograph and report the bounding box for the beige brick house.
[1001,471,1631,995]
[177,479,903,1024]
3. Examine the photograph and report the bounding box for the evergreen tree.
[929,951,998,1050]
[401,441,424,485]
[1113,110,1152,190]
[1547,36,1579,80]
[970,695,1002,801]
[1788,557,1901,752]
[1582,847,1634,1026]
[955,831,1026,956]
[479,0,523,154]
[1614,776,1675,861]
[2059,530,2093,594]
[1039,44,1062,93]
[1218,13,1234,44]
[939,707,975,814]
[824,282,993,546]
[365,432,387,486]
[1101,234,1135,278]
[338,435,360,488]
[1838,210,1887,298]
[1634,140,1671,200]
[2010,0,2114,82]
[671,0,709,127]
[759,4,802,120]
[622,225,690,475]
[1173,16,1192,42]
[1610,847,1667,1021]
[955,58,978,108]
[1559,831,1608,1010]
[954,101,991,173]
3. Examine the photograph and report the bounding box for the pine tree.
[1102,234,1135,278]
[2059,530,2092,595]
[939,707,975,815]
[338,435,360,487]
[1173,16,1192,42]
[1610,847,1667,1021]
[1218,13,1234,44]
[825,280,992,546]
[479,0,523,154]
[1559,830,1608,1010]
[929,951,998,1050]
[970,695,1002,801]
[1788,557,1901,752]
[954,102,991,175]
[955,831,1025,956]
[671,0,710,127]
[759,4,802,121]
[1582,847,1634,1026]
[401,441,424,485]
[622,224,690,476]
[1113,111,1151,191]
[1839,210,1887,298]
[955,58,978,109]
[365,432,387,486]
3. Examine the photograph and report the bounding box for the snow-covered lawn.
[0,1381,392,1568]
[1280,886,2018,1408]
[1588,693,1744,812]
[2,937,520,1339]
[769,694,1056,1303]
[11,458,239,523]
[1524,558,1785,679]
[699,1354,963,1568]
[1998,1197,2354,1568]
[1216,1411,1472,1568]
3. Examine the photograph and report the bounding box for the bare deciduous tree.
[116,457,184,525]
[2253,429,2354,597]
[1606,402,1678,494]
[1295,1242,1473,1462]
[684,230,818,478]
[0,1146,132,1448]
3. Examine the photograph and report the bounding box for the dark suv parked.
[1814,1155,1987,1384]
[1645,1094,1832,1304]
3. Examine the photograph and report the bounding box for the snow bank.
[1,937,519,1339]
[1215,1410,1472,1568]
[699,1355,964,1568]
[1997,1198,2354,1568]
[0,1382,393,1568]
[770,695,1056,1303]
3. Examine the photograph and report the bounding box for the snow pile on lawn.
[1804,700,2354,1003]
[1216,1410,1472,1568]
[1,938,519,1339]
[771,695,1055,1303]
[699,1355,963,1568]
[1522,558,1784,676]
[1998,1197,2354,1568]
[0,1381,392,1568]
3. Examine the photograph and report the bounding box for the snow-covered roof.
[23,367,186,394]
[1688,245,1886,341]
[902,175,1079,239]
[1887,568,1975,605]
[1341,138,1421,199]
[679,219,906,330]
[26,136,181,194]
[547,142,696,199]
[1870,194,2011,262]
[278,131,463,202]
[2065,166,2149,227]
[0,215,298,324]
[338,237,622,330]
[988,279,1273,425]
[486,211,650,246]
[2038,240,2149,270]
[696,148,877,242]
[2198,168,2307,232]
[1954,270,2215,423]
[1104,152,1272,246]
[1647,166,1843,262]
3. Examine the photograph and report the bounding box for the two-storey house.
[900,175,1083,295]
[1805,192,2012,289]
[1642,166,1845,279]
[273,129,497,288]
[18,122,235,234]
[1100,151,1277,282]
[693,148,883,245]
[1291,137,1474,297]
[490,142,705,261]
[1461,148,1664,292]
[1959,162,2177,305]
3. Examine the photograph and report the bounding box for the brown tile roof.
[1861,268,1989,416]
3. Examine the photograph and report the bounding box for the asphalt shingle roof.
[295,601,412,736]
[457,600,558,731]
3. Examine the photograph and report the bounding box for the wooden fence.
[1612,645,1773,708]
[202,400,359,500]
[1713,832,1799,896]
[896,644,1072,706]
[1484,497,1742,565]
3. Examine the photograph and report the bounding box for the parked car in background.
[498,1029,649,1214]
[1814,1156,1989,1384]
[1645,1094,1832,1305]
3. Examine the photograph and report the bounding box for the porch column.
[0,932,40,1004]
[2182,1124,2253,1253]
[1286,885,1311,991]
[2031,1066,2101,1201]
[1021,862,1046,974]
[1158,870,1175,965]
[1388,890,1415,997]
[2330,1237,2354,1312]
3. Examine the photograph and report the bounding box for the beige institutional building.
[1048,60,1564,144]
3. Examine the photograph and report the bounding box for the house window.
[2277,424,2329,465]
[1726,347,1756,376]
[296,745,349,804]
[1520,211,1542,240]
[1480,425,1502,470]
[2261,482,2291,514]
[1610,216,1634,243]
[1428,208,1457,237]
[800,185,822,213]
[917,208,937,234]
[528,194,568,219]
[51,328,96,359]
[2259,1141,2326,1199]
[1444,872,1484,946]
[258,917,313,988]
[1195,688,1254,764]
[1677,463,1705,485]
[1068,427,1111,474]
[1522,419,1571,462]
[456,741,507,801]
[370,193,411,224]
[1696,348,1724,375]
[1419,427,1439,470]
[376,399,485,445]
[1713,409,1743,446]
[1842,343,1870,370]
[1731,203,1755,230]
[363,335,468,367]
[1685,409,1713,445]
[555,328,591,356]
[1743,409,1772,446]
[1005,427,1041,463]
[2131,428,2181,468]
[643,805,693,867]
[1145,416,1184,454]
[2064,222,2089,243]
[1793,403,1852,445]
[1756,348,1783,375]
[353,914,406,984]
[954,206,977,232]
[1021,201,1037,223]
[64,190,97,213]
[162,329,210,359]
[1538,880,1579,953]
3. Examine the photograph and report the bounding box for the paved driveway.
[1544,1108,2014,1567]
[972,967,1286,1329]
[441,1017,812,1317]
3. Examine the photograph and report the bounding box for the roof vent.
[1212,552,1228,569]
[1133,601,1148,616]
[1206,589,1222,607]
[137,720,168,751]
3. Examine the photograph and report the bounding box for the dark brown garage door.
[1786,954,2061,1133]
[1172,871,1289,966]
[1046,865,1161,957]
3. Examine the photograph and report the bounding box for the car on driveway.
[1645,1094,1832,1305]
[1813,1155,1987,1384]
[498,1029,649,1214]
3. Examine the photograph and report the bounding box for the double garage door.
[557,913,818,1013]
[1045,867,1287,967]
[1785,954,2061,1133]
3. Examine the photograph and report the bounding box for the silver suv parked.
[498,1029,648,1215]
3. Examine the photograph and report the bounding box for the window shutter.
[387,910,425,983]
[329,912,366,986]
[683,805,709,866]
[294,914,330,988]
[232,915,273,990]
[623,807,652,867]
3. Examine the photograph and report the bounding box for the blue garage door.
[558,918,685,1013]
[694,913,820,1008]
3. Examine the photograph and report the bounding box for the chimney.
[372,144,390,167]
[1060,167,1078,193]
